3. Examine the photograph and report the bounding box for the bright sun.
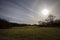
[41,9,49,15]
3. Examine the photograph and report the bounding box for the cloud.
[0,0,60,24]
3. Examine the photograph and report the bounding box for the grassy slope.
[0,26,60,40]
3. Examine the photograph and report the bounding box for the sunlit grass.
[0,26,60,40]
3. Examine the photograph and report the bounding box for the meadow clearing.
[0,26,60,40]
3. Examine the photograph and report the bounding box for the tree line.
[0,18,31,29]
[0,14,60,29]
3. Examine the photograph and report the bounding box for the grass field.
[0,26,60,40]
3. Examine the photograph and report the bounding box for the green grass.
[0,26,60,40]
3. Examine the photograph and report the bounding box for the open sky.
[0,0,60,24]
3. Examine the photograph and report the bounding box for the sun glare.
[41,9,49,15]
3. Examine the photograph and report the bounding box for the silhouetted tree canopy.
[45,14,55,23]
[38,14,60,27]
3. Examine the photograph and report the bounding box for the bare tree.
[45,14,56,24]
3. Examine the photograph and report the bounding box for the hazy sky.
[0,0,60,24]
